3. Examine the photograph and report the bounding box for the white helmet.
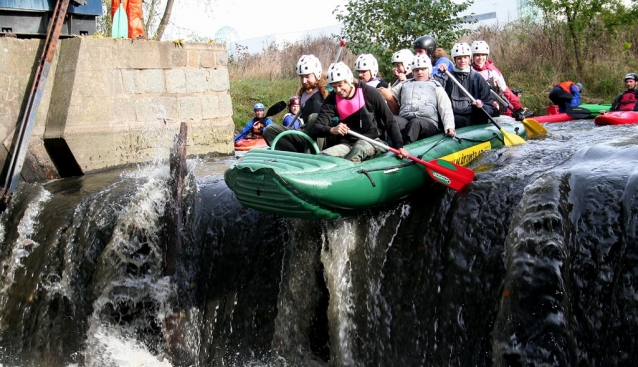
[411,54,432,71]
[451,42,472,59]
[391,49,414,73]
[471,40,490,56]
[296,54,322,80]
[354,54,379,78]
[326,62,354,85]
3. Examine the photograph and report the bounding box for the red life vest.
[557,81,576,93]
[618,91,638,111]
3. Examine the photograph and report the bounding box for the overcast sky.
[166,0,347,41]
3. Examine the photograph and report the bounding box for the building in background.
[0,0,101,37]
[460,0,536,25]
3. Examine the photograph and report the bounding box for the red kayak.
[532,113,576,124]
[594,111,638,126]
[235,137,268,151]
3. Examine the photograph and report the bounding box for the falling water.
[0,120,636,366]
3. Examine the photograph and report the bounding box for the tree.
[530,0,637,74]
[333,0,475,78]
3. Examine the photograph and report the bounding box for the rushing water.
[0,120,637,366]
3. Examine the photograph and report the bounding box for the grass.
[230,78,299,129]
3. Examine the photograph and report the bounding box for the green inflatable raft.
[224,120,527,220]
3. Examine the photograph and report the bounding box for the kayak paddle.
[444,70,526,146]
[112,2,128,38]
[565,106,593,119]
[346,130,475,191]
[264,101,287,119]
[521,118,547,137]
[488,90,545,137]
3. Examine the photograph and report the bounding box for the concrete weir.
[0,37,234,180]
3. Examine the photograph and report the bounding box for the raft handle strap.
[358,169,377,187]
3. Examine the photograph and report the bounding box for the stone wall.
[0,37,234,179]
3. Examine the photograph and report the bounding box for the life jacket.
[557,81,577,94]
[398,80,440,124]
[618,91,638,111]
[336,87,365,121]
[334,84,377,139]
[251,120,265,135]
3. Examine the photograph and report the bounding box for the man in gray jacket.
[380,54,456,144]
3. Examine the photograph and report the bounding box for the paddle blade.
[266,101,287,118]
[501,129,527,146]
[112,4,128,38]
[522,118,547,138]
[566,107,592,119]
[422,158,475,191]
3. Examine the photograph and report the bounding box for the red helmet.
[289,96,300,106]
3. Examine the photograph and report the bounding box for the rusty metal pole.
[0,0,71,208]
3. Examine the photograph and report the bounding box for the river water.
[0,120,636,366]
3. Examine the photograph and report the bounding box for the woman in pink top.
[470,40,531,120]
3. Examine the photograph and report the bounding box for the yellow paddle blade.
[502,129,527,146]
[522,118,547,138]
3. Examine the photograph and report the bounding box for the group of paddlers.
[235,35,539,162]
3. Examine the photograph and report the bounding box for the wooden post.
[163,122,187,276]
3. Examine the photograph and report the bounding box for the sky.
[165,0,348,41]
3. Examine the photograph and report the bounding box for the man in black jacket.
[312,62,408,162]
[433,42,496,128]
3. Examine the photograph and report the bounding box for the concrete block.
[172,50,187,67]
[67,95,110,124]
[218,93,233,117]
[185,69,207,93]
[165,69,186,94]
[202,95,220,119]
[75,70,110,97]
[138,69,166,93]
[216,51,228,66]
[134,97,178,122]
[178,96,202,121]
[110,97,136,124]
[200,51,215,68]
[77,39,114,71]
[109,70,123,95]
[209,69,230,92]
[121,70,137,94]
[187,50,199,68]
[135,96,178,122]
[121,41,166,69]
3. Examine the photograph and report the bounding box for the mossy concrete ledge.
[0,37,234,179]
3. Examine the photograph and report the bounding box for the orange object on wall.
[111,0,145,39]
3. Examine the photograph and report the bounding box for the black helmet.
[413,35,436,54]
[624,72,638,81]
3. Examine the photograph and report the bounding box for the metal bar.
[0,0,70,206]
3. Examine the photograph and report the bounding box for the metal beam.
[0,0,70,208]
